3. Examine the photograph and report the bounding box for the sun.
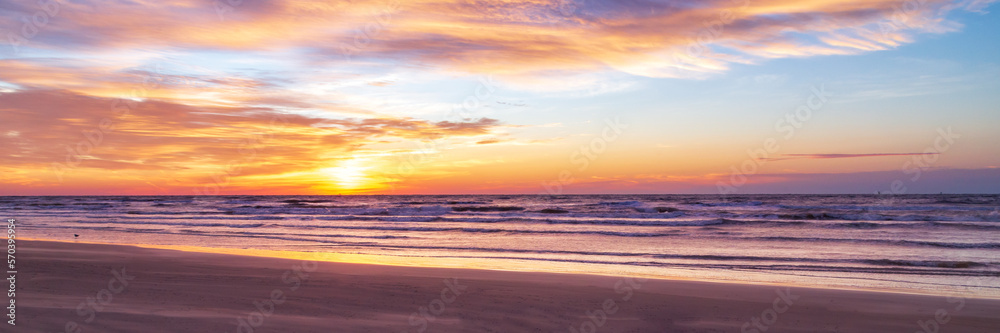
[320,158,372,190]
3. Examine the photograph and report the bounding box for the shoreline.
[16,239,1000,332]
[24,237,1000,300]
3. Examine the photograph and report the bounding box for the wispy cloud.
[765,153,940,161]
[1,0,991,79]
[0,88,502,188]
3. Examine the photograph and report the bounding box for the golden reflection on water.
[26,237,629,276]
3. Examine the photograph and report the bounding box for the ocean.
[10,194,1000,297]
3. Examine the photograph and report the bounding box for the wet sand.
[14,240,1000,332]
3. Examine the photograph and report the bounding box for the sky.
[0,0,998,195]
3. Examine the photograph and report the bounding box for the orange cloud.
[0,88,503,193]
[1,0,988,78]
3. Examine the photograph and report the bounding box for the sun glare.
[321,158,372,190]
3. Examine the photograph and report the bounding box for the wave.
[775,204,997,212]
[766,211,998,223]
[40,210,1000,232]
[826,221,1000,231]
[67,219,273,228]
[686,200,765,207]
[32,206,997,224]
[754,236,1000,249]
[33,223,998,279]
[933,197,999,205]
[282,199,334,204]
[397,201,490,205]
[30,221,993,270]
[861,259,986,269]
[50,217,999,247]
[452,206,525,212]
[595,200,644,207]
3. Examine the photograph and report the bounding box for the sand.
[13,240,1000,332]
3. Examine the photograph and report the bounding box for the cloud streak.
[764,152,941,161]
[0,88,503,191]
[1,0,991,78]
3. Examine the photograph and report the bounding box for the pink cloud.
[1,0,990,78]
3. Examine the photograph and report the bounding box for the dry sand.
[13,240,1000,332]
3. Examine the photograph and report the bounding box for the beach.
[16,240,1000,332]
[14,195,1000,298]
